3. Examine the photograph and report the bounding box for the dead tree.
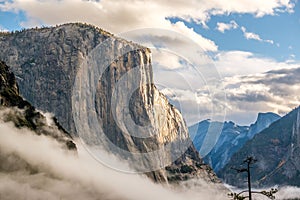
[228,156,278,200]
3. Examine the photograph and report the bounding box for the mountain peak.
[247,112,281,139]
[256,112,281,122]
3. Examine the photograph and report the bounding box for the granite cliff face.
[219,107,300,187]
[0,23,219,183]
[0,24,111,133]
[247,112,281,139]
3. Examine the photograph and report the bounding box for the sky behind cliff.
[0,0,299,125]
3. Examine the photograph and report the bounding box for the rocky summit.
[0,23,219,184]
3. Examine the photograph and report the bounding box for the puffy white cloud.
[0,0,295,51]
[0,0,220,51]
[172,21,218,51]
[214,50,300,76]
[241,26,260,40]
[152,50,183,70]
[216,20,238,33]
[241,26,274,44]
[1,0,295,28]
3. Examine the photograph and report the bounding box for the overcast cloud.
[219,66,300,124]
[154,61,300,125]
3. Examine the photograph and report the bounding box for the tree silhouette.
[228,156,278,200]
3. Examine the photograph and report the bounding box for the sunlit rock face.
[0,23,220,184]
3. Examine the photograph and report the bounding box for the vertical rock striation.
[0,23,219,184]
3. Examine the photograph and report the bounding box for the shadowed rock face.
[0,60,20,107]
[0,23,219,184]
[219,106,300,188]
[189,112,280,173]
[0,60,76,150]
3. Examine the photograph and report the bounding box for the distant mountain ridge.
[189,112,280,172]
[219,106,300,187]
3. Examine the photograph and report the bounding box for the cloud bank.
[214,51,300,76]
[220,66,300,124]
[0,118,299,199]
[0,122,227,200]
[154,50,300,125]
[1,0,295,29]
[0,0,295,51]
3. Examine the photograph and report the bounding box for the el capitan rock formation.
[0,23,219,184]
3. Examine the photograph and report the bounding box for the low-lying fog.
[0,122,299,200]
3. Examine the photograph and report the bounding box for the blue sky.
[0,0,299,125]
[169,7,300,62]
[0,10,30,30]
